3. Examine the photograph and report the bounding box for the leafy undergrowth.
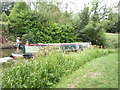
[2,48,116,88]
[54,53,118,88]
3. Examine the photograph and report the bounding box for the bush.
[2,48,116,88]
[78,21,106,46]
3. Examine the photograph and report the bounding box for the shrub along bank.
[2,48,116,88]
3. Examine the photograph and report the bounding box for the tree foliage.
[106,11,118,33]
[0,1,15,16]
[3,0,118,46]
[8,2,31,37]
[73,5,90,41]
[8,2,76,43]
[21,22,76,43]
[1,12,8,22]
[73,0,118,46]
[81,21,106,45]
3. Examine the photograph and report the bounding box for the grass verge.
[105,33,118,48]
[54,53,118,88]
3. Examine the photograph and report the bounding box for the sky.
[58,0,118,13]
[3,0,118,13]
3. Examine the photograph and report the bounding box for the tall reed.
[2,48,116,88]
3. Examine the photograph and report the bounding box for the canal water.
[0,48,15,57]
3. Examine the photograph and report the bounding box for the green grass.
[105,33,119,48]
[106,33,118,39]
[54,53,118,88]
[2,48,116,88]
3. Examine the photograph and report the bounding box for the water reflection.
[1,48,15,57]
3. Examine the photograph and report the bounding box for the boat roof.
[20,42,91,46]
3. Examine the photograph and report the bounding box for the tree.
[0,1,15,16]
[90,0,100,23]
[73,0,107,46]
[99,2,118,33]
[8,2,31,37]
[1,12,8,22]
[106,10,118,33]
[80,21,106,45]
[22,22,76,43]
[73,5,90,41]
[8,1,76,43]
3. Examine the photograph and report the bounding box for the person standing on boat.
[25,40,29,45]
[16,37,21,53]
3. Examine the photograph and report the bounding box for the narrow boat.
[10,53,24,58]
[10,42,92,58]
[0,57,13,63]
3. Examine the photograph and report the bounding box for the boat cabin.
[19,42,91,53]
[11,42,91,58]
[19,43,47,54]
